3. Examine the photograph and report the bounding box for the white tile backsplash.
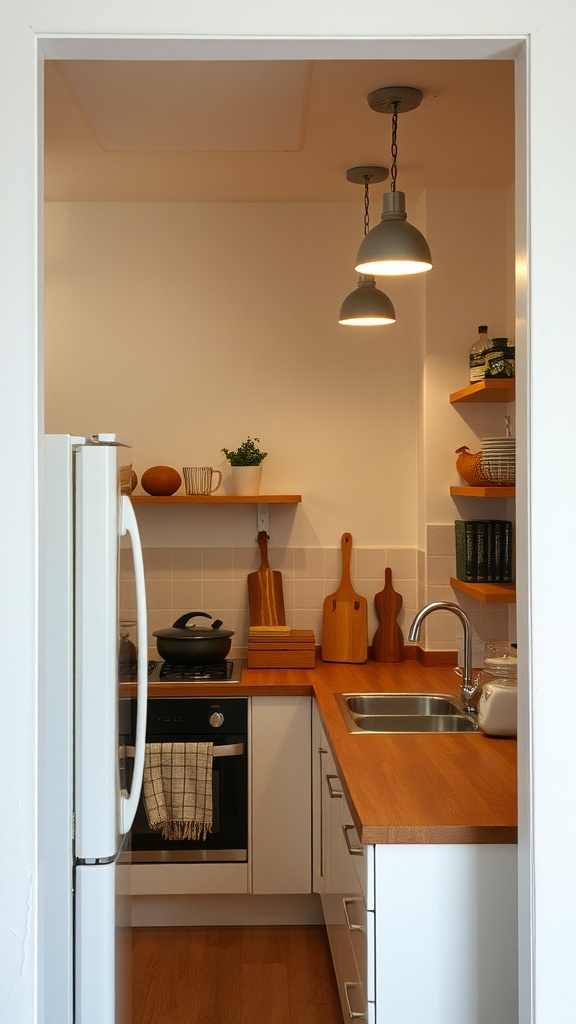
[427,524,456,556]
[384,547,418,580]
[172,579,203,610]
[172,548,202,579]
[294,547,324,579]
[121,529,512,658]
[142,547,172,579]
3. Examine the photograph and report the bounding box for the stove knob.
[209,711,225,729]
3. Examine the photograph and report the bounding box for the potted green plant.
[221,436,267,495]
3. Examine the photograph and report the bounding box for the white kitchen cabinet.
[374,843,517,1023]
[313,701,375,1022]
[311,702,516,1024]
[250,695,312,895]
[312,700,330,895]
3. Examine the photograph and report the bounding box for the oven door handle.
[125,742,244,759]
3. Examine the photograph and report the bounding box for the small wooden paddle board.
[372,567,404,662]
[321,533,367,663]
[247,531,286,626]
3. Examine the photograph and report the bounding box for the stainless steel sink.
[336,692,479,733]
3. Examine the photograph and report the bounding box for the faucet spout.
[408,601,479,712]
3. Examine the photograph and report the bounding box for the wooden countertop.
[122,657,517,846]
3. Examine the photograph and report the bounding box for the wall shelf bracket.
[257,503,269,535]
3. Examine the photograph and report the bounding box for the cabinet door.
[323,755,344,963]
[312,700,330,895]
[374,843,518,1024]
[251,696,312,894]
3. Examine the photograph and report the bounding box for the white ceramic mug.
[182,466,223,495]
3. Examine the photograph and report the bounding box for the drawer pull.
[327,774,343,799]
[343,897,365,933]
[344,981,366,1020]
[343,823,363,856]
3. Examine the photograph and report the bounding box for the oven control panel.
[138,696,248,737]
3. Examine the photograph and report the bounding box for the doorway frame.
[37,31,530,1020]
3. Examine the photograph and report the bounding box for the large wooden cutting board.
[372,567,404,662]
[247,531,286,626]
[321,533,367,663]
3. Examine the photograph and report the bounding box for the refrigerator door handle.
[119,496,148,835]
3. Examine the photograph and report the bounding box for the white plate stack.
[479,436,516,485]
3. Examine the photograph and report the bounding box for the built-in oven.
[127,660,248,864]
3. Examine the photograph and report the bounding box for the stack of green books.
[454,520,512,582]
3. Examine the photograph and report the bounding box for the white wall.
[4,7,576,1023]
[45,187,514,660]
[44,189,511,549]
[45,200,420,547]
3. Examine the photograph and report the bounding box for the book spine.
[454,520,467,581]
[465,521,476,581]
[493,521,503,581]
[502,521,512,581]
[485,520,496,581]
[474,520,487,581]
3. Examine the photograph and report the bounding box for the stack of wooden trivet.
[247,626,316,668]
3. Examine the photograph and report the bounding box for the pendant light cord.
[390,101,399,192]
[363,175,371,235]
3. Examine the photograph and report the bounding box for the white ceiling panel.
[56,60,309,152]
[44,58,514,202]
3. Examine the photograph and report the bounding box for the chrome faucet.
[408,602,480,713]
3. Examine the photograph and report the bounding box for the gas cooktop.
[120,659,242,684]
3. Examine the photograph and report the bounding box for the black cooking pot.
[153,612,234,666]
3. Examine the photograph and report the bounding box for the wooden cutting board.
[321,532,367,663]
[372,567,404,662]
[247,531,286,626]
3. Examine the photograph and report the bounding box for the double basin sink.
[336,692,479,733]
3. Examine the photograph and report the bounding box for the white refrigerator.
[41,434,148,1023]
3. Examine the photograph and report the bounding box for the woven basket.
[478,456,516,486]
[456,445,515,487]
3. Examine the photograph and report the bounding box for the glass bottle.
[469,324,490,383]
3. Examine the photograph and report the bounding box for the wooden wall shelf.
[450,577,516,604]
[131,494,301,505]
[450,485,515,498]
[450,380,515,404]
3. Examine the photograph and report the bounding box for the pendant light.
[355,87,432,277]
[338,166,396,327]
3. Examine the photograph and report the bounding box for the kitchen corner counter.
[243,657,517,846]
[125,656,517,847]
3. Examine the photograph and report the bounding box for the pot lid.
[153,611,234,640]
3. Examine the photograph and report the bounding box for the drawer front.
[340,932,367,1022]
[340,853,375,1003]
[343,894,367,981]
[339,799,375,1004]
[341,804,374,910]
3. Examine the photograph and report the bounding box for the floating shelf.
[450,486,515,498]
[450,380,515,404]
[131,494,301,505]
[450,577,516,604]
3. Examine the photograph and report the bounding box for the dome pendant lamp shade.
[338,164,396,327]
[338,275,396,326]
[355,86,433,277]
[355,191,432,276]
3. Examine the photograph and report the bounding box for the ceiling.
[44,58,515,204]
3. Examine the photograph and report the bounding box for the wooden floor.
[132,925,343,1024]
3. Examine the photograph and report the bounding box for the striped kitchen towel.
[143,742,213,841]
